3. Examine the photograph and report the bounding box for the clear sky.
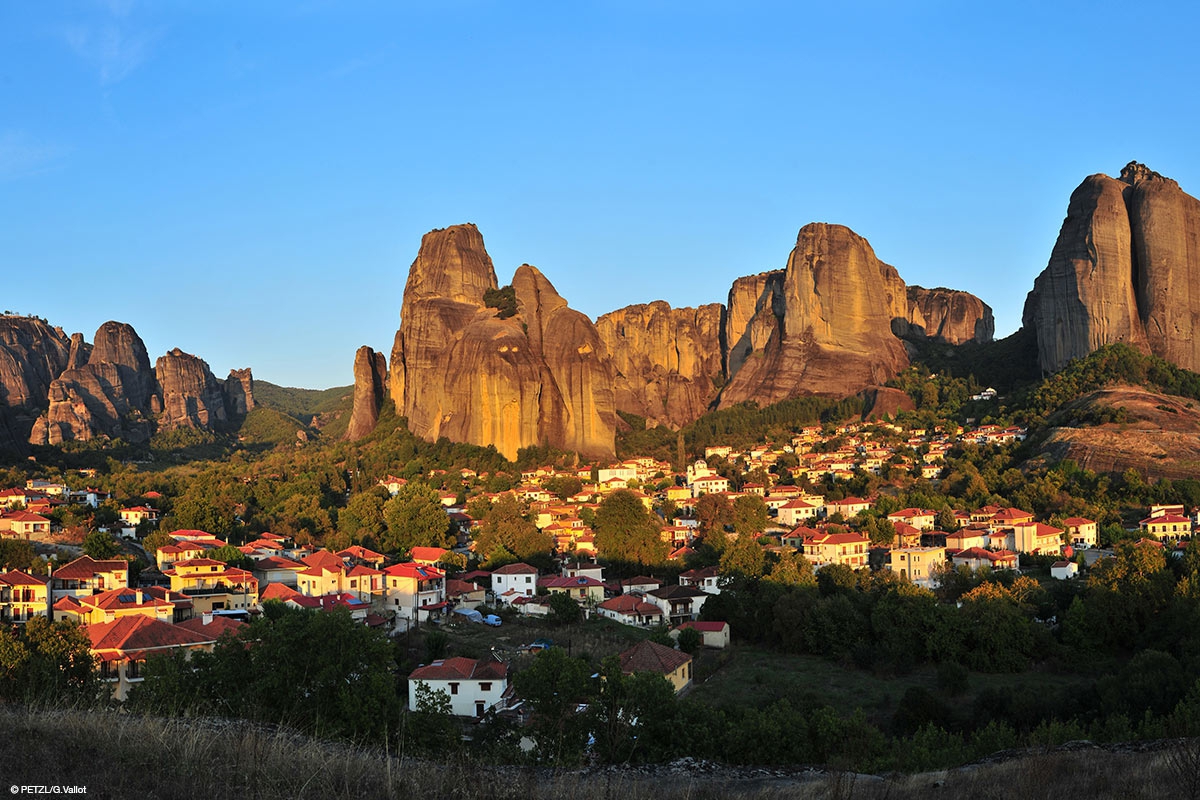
[3,1,1197,389]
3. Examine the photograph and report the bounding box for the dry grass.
[0,705,1192,800]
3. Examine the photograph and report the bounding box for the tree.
[593,489,668,566]
[473,495,552,562]
[381,483,453,555]
[338,490,386,541]
[513,647,594,763]
[719,532,765,579]
[0,616,99,704]
[695,493,732,536]
[0,539,35,571]
[548,592,582,626]
[142,528,175,554]
[676,626,702,655]
[82,530,120,560]
[765,551,816,587]
[731,495,769,538]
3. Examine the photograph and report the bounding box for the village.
[1,409,1195,734]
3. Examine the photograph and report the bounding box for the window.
[525,576,531,583]
[480,682,492,691]
[449,682,459,695]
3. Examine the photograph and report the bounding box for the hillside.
[253,381,354,425]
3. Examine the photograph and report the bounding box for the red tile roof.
[618,640,691,676]
[409,656,508,681]
[53,556,128,580]
[490,562,537,575]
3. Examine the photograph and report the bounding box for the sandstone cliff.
[154,348,229,431]
[224,368,255,417]
[719,223,912,408]
[724,271,785,379]
[1023,162,1200,374]
[902,286,994,344]
[0,317,73,408]
[31,321,157,445]
[388,224,617,460]
[345,346,387,441]
[595,301,724,428]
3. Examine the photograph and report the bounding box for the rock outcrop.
[345,346,387,441]
[724,271,785,379]
[1023,161,1200,374]
[595,301,724,428]
[154,348,229,431]
[0,317,73,408]
[389,224,617,460]
[719,223,912,407]
[31,321,157,444]
[23,321,254,445]
[902,286,994,344]
[224,368,255,417]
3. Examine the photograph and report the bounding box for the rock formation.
[154,348,229,431]
[224,368,255,417]
[719,223,912,408]
[31,321,157,444]
[22,321,254,445]
[724,271,785,378]
[902,286,994,344]
[389,224,617,460]
[595,301,724,428]
[1023,161,1200,374]
[0,317,73,408]
[345,346,387,441]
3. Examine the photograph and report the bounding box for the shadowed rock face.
[903,286,995,344]
[155,348,229,431]
[1023,162,1200,373]
[388,224,617,460]
[346,346,387,441]
[224,368,255,417]
[595,301,724,429]
[719,223,912,408]
[25,321,253,445]
[0,317,73,408]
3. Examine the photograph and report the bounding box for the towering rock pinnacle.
[346,346,388,441]
[224,368,255,417]
[154,348,229,431]
[388,224,617,460]
[719,223,911,407]
[1023,161,1200,373]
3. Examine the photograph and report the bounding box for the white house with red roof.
[887,508,938,531]
[691,475,730,498]
[670,620,730,649]
[952,547,1020,572]
[826,496,871,518]
[597,594,664,627]
[679,566,722,595]
[777,498,820,528]
[383,562,446,624]
[53,586,175,626]
[408,656,509,718]
[490,562,538,604]
[887,546,946,588]
[0,510,51,539]
[1140,512,1192,542]
[51,556,128,604]
[538,575,605,604]
[1062,518,1098,549]
[800,531,869,569]
[1012,522,1065,555]
[164,558,259,615]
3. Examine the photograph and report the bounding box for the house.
[951,547,1020,572]
[409,546,450,567]
[801,531,870,569]
[597,594,664,627]
[887,508,938,531]
[620,575,661,595]
[1062,518,1098,549]
[617,640,693,694]
[119,506,159,527]
[678,566,722,595]
[887,547,946,588]
[561,561,605,582]
[52,556,129,603]
[944,528,988,552]
[0,510,51,539]
[538,575,605,604]
[691,475,730,498]
[446,579,486,609]
[646,585,708,625]
[336,545,387,569]
[163,558,259,615]
[250,555,308,588]
[383,563,447,624]
[1051,560,1080,580]
[409,656,509,718]
[1012,522,1065,555]
[1140,513,1192,542]
[491,562,538,604]
[89,614,243,701]
[156,542,212,570]
[52,586,175,626]
[825,496,871,518]
[777,499,820,527]
[0,570,49,624]
[670,620,730,649]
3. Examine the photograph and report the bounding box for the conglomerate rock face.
[224,368,255,417]
[345,346,387,441]
[1023,162,1200,374]
[388,224,617,460]
[903,286,994,344]
[595,301,724,429]
[718,223,912,408]
[373,221,993,457]
[155,348,229,431]
[0,317,73,409]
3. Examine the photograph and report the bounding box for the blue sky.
[3,1,1197,389]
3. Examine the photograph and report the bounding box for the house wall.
[409,677,507,718]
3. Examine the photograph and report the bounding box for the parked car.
[483,614,502,627]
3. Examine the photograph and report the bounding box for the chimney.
[202,612,213,625]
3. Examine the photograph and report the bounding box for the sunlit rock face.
[1024,162,1200,374]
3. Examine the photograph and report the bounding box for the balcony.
[181,583,253,597]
